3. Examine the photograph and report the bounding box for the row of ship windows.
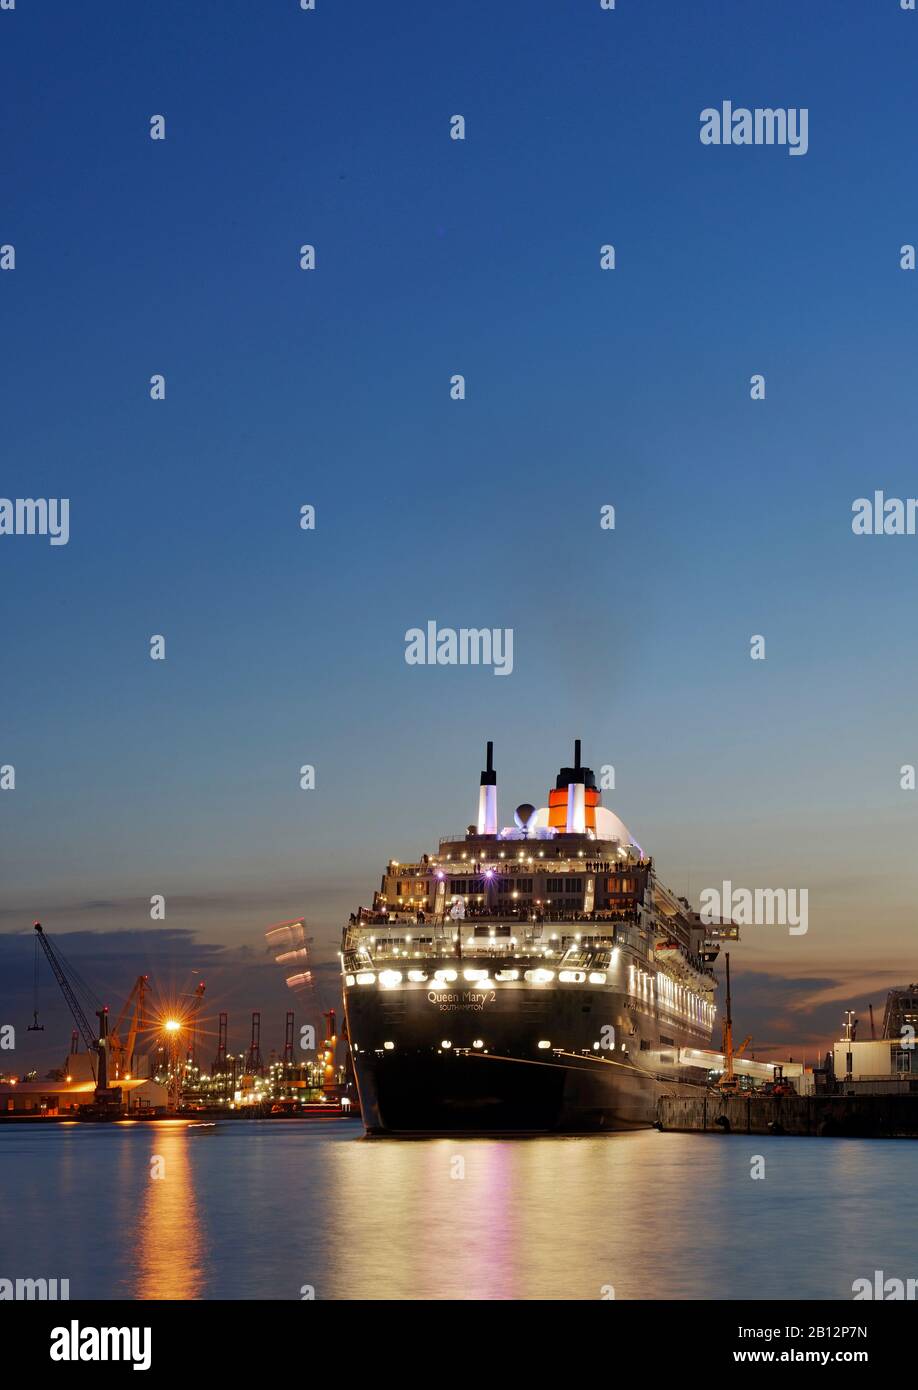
[400,877,564,894]
[395,877,640,895]
[391,895,595,912]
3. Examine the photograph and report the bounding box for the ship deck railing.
[343,917,715,980]
[343,919,648,958]
[430,841,648,867]
[348,912,642,928]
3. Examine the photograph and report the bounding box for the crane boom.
[33,921,113,1099]
[110,975,148,1078]
[717,951,741,1093]
[33,922,96,1053]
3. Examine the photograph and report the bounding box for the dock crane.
[109,975,148,1080]
[27,927,45,1035]
[32,922,121,1113]
[185,980,206,1069]
[718,952,742,1094]
[322,1009,338,1096]
[163,981,206,1110]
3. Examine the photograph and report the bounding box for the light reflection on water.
[136,1124,205,1300]
[1,1122,916,1300]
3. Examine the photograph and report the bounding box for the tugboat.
[341,742,720,1134]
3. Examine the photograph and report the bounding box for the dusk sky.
[2,1,917,1069]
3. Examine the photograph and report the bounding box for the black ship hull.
[345,976,712,1135]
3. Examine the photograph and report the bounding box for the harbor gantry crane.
[32,922,121,1112]
[109,975,148,1080]
[322,1010,338,1096]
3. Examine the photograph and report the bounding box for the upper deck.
[342,908,716,990]
[342,741,721,990]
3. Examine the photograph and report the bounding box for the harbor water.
[1,1122,916,1301]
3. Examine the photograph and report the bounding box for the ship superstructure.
[341,742,721,1133]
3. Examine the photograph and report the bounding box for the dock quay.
[658,1091,918,1138]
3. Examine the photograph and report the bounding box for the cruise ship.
[341,742,722,1134]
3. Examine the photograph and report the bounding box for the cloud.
[726,968,909,1060]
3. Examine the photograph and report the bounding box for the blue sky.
[2,1,917,1065]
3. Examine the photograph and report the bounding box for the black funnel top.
[555,738,596,790]
[480,739,496,787]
